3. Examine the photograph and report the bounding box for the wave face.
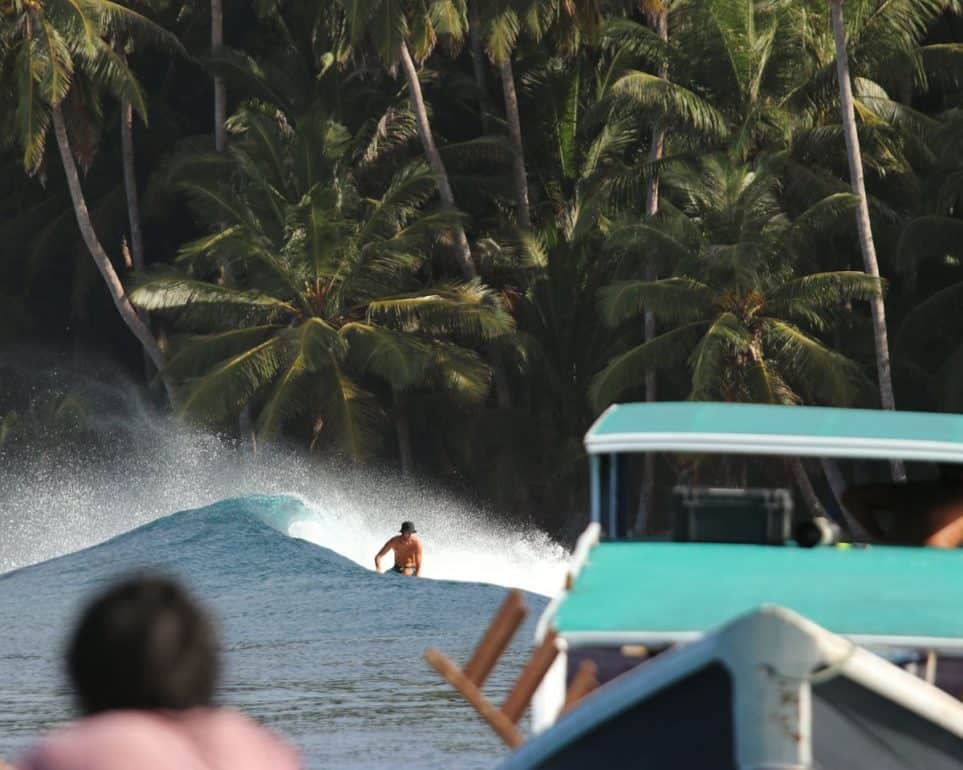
[0,496,552,770]
[0,367,568,595]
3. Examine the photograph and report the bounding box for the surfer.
[374,521,422,576]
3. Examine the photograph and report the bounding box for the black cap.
[400,521,416,534]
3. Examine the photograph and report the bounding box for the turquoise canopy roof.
[585,402,963,463]
[551,541,963,650]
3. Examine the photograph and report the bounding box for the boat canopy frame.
[585,402,963,535]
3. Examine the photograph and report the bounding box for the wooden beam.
[501,630,559,724]
[560,659,599,715]
[424,648,525,748]
[463,589,527,687]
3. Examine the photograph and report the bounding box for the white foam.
[0,363,569,596]
[280,494,568,596]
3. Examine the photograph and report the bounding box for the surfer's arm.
[413,540,422,577]
[374,538,395,572]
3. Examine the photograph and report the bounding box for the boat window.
[812,676,963,769]
[535,663,735,770]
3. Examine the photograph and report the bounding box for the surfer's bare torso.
[374,534,422,576]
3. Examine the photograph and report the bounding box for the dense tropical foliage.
[3,0,963,535]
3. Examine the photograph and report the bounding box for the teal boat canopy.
[549,540,963,651]
[586,402,963,463]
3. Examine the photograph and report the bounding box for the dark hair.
[67,576,219,715]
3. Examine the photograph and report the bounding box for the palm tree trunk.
[120,101,146,272]
[399,42,477,281]
[640,7,669,532]
[819,458,870,538]
[829,0,904,481]
[468,0,490,133]
[52,104,174,403]
[393,388,413,476]
[211,0,226,152]
[119,97,156,383]
[790,458,826,518]
[499,57,531,229]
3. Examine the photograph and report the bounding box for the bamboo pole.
[561,659,599,715]
[463,589,527,687]
[501,630,559,724]
[424,648,525,748]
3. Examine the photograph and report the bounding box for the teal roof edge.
[585,402,963,462]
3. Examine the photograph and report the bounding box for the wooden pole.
[561,659,599,715]
[463,589,527,687]
[424,648,525,748]
[501,630,560,724]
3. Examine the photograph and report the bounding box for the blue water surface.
[0,495,547,769]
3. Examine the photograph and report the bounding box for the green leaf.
[590,322,709,409]
[611,71,728,140]
[163,325,284,380]
[599,278,712,327]
[130,276,296,329]
[366,282,514,340]
[764,319,862,406]
[179,337,286,421]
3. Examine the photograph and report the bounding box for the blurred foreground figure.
[16,576,300,770]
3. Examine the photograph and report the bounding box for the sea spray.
[0,353,569,594]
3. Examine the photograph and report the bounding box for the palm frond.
[688,312,753,401]
[315,354,383,461]
[179,336,286,421]
[485,3,519,64]
[767,271,881,330]
[15,39,52,173]
[427,339,490,402]
[365,282,514,340]
[590,322,708,409]
[357,108,417,168]
[130,276,295,329]
[744,357,799,406]
[97,0,189,58]
[598,278,712,327]
[763,319,863,406]
[299,316,349,371]
[787,193,860,250]
[163,325,284,381]
[611,71,728,139]
[342,321,430,388]
[359,161,438,240]
[81,38,148,121]
[255,353,312,440]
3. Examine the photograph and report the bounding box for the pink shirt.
[16,708,300,770]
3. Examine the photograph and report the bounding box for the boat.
[426,402,963,768]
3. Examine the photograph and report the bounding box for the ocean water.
[0,494,566,769]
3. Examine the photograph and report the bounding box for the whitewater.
[0,363,571,769]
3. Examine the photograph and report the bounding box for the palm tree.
[829,0,902,480]
[131,106,513,466]
[481,0,533,229]
[338,0,477,280]
[590,157,879,504]
[593,157,880,503]
[2,0,177,400]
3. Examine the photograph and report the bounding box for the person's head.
[67,575,219,716]
[399,521,416,541]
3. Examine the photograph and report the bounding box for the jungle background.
[2,0,963,539]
